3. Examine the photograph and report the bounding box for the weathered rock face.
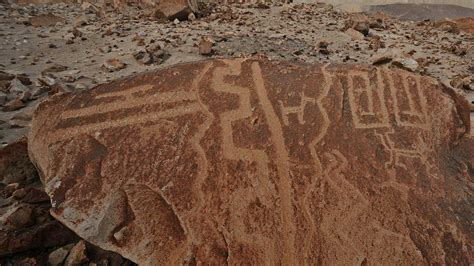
[29,58,473,265]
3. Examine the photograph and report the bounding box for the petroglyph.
[61,88,197,119]
[29,58,473,265]
[279,92,316,126]
[376,129,434,171]
[309,65,332,173]
[251,61,296,265]
[210,59,277,206]
[347,69,389,129]
[388,71,429,130]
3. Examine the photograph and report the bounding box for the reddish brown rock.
[199,37,214,55]
[29,58,473,264]
[154,0,198,20]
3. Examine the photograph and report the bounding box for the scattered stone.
[15,74,32,86]
[269,33,286,39]
[38,75,56,87]
[19,90,31,102]
[451,75,472,90]
[4,204,34,229]
[0,71,15,82]
[49,245,73,266]
[42,64,68,74]
[102,59,126,72]
[3,183,19,198]
[8,79,29,96]
[133,48,153,65]
[31,86,50,98]
[199,37,214,55]
[73,28,83,38]
[65,241,88,266]
[23,187,50,203]
[392,57,419,72]
[345,28,365,40]
[2,98,25,112]
[29,14,66,27]
[74,14,88,27]
[12,188,27,200]
[0,91,6,105]
[353,21,370,36]
[317,41,330,55]
[371,53,393,65]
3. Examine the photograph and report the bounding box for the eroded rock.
[0,139,135,265]
[28,58,473,265]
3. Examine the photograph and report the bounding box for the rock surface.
[29,58,473,264]
[0,139,136,265]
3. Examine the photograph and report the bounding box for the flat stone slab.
[29,58,473,264]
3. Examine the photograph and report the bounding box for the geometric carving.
[347,69,389,129]
[389,71,429,130]
[28,58,473,265]
[279,91,315,126]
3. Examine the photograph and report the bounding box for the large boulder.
[28,58,473,264]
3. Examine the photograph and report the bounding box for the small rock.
[450,75,472,90]
[65,241,89,266]
[392,57,419,72]
[12,188,27,200]
[2,98,25,112]
[0,71,15,81]
[318,41,330,55]
[8,79,29,95]
[269,33,286,39]
[3,183,19,198]
[133,49,153,65]
[24,188,50,203]
[16,74,32,86]
[75,83,88,90]
[371,53,393,65]
[38,75,56,86]
[42,63,68,74]
[353,21,370,36]
[31,86,50,98]
[102,59,126,72]
[72,27,83,38]
[0,91,6,105]
[74,15,89,27]
[188,12,196,21]
[199,38,214,56]
[345,28,365,41]
[19,90,31,102]
[49,245,74,266]
[99,46,111,53]
[4,204,34,229]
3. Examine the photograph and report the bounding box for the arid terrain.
[1,0,473,265]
